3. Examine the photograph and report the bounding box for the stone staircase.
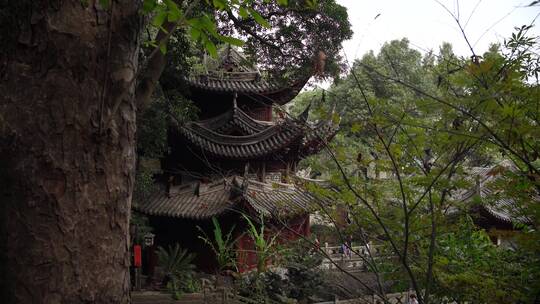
[132,290,243,304]
[133,291,211,304]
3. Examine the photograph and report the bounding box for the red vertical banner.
[134,245,142,268]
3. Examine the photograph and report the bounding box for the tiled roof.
[135,181,235,220]
[176,107,339,160]
[134,177,323,220]
[188,76,281,94]
[458,161,533,224]
[187,46,309,104]
[178,121,303,159]
[195,107,272,135]
[243,179,321,217]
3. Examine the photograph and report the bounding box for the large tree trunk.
[0,1,141,303]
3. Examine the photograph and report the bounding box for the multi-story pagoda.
[136,46,338,273]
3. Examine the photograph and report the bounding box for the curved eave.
[135,177,324,219]
[177,122,304,159]
[188,77,280,94]
[176,114,339,159]
[133,187,237,220]
[459,182,531,226]
[195,107,273,135]
[244,186,316,217]
[300,121,340,156]
[187,76,310,105]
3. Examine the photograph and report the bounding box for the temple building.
[458,161,533,248]
[135,46,338,273]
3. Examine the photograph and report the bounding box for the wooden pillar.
[236,232,245,273]
[304,214,310,236]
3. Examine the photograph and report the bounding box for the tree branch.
[136,0,199,111]
[358,62,540,176]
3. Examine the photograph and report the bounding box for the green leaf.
[189,27,201,41]
[164,0,182,22]
[163,0,179,11]
[351,122,362,133]
[332,112,341,124]
[187,17,202,29]
[218,35,245,47]
[158,25,169,35]
[212,0,227,10]
[152,10,167,28]
[248,7,270,28]
[142,0,157,13]
[238,6,249,19]
[159,42,167,55]
[99,0,109,9]
[205,39,218,58]
[167,10,181,22]
[306,0,317,9]
[200,14,218,36]
[501,104,515,117]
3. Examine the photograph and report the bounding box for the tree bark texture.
[0,1,141,303]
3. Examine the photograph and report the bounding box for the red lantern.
[133,245,142,268]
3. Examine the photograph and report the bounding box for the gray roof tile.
[459,161,534,224]
[176,107,339,160]
[134,177,325,219]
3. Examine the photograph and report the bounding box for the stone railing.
[314,291,417,304]
[320,243,382,272]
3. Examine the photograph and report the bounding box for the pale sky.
[337,0,540,61]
